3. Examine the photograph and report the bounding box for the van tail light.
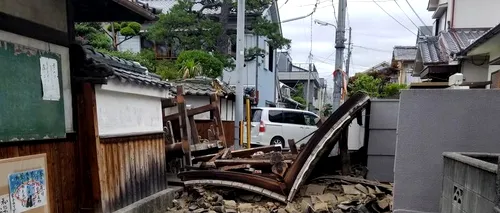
[259,121,266,132]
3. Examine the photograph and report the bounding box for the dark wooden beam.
[0,12,69,47]
[176,86,192,167]
[163,104,215,122]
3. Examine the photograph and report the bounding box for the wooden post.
[188,116,200,144]
[210,94,227,147]
[339,128,351,175]
[76,82,108,212]
[177,86,192,167]
[239,121,244,147]
[288,139,298,154]
[245,98,251,149]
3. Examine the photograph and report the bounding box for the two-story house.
[414,0,500,84]
[277,52,327,113]
[392,46,421,85]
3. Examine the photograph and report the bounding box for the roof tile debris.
[170,77,235,96]
[393,46,418,61]
[77,43,171,89]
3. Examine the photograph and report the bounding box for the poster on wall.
[0,154,49,213]
[9,169,47,212]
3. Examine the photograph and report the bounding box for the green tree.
[348,73,407,98]
[75,23,112,49]
[176,50,224,78]
[322,103,333,117]
[147,0,291,69]
[291,83,306,106]
[106,22,142,50]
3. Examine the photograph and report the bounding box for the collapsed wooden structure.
[173,92,371,202]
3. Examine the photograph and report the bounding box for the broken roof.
[71,42,171,89]
[170,77,235,96]
[393,46,418,62]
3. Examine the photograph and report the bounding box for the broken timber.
[178,93,371,202]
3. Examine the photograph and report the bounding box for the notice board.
[0,40,66,142]
[0,154,49,213]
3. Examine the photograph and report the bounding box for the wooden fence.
[99,133,167,212]
[0,139,78,213]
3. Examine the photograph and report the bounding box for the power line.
[393,0,420,29]
[332,0,338,24]
[352,45,392,53]
[404,0,433,33]
[371,0,417,36]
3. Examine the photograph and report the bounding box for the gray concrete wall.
[394,89,500,213]
[0,0,67,32]
[441,152,498,213]
[367,99,399,182]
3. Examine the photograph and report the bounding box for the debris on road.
[166,175,393,213]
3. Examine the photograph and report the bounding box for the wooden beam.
[219,164,251,171]
[339,128,351,176]
[192,145,282,163]
[288,139,298,154]
[163,104,215,122]
[211,94,227,147]
[177,86,192,167]
[214,159,292,168]
[188,116,200,144]
[76,82,107,212]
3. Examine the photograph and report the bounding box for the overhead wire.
[371,0,417,36]
[404,0,433,33]
[332,0,338,24]
[352,45,392,53]
[393,0,420,29]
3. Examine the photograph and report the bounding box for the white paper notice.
[0,194,11,213]
[40,57,60,101]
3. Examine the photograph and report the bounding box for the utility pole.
[345,27,352,77]
[234,0,245,149]
[305,62,311,111]
[332,0,347,110]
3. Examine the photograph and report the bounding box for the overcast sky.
[278,0,434,87]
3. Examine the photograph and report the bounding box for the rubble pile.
[166,175,393,213]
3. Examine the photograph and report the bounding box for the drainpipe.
[255,35,259,106]
[451,0,455,28]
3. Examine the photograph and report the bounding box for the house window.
[268,46,274,72]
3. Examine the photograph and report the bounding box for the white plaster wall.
[453,0,500,28]
[0,29,73,132]
[219,98,235,121]
[348,122,365,151]
[461,61,489,82]
[117,35,141,53]
[95,86,164,137]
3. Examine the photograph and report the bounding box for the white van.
[243,107,320,147]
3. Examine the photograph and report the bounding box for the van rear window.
[249,109,262,122]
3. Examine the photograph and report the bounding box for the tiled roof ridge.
[394,46,417,49]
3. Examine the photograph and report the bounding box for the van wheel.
[270,137,285,148]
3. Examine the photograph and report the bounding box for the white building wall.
[164,96,235,121]
[95,79,168,137]
[461,60,489,82]
[453,0,500,28]
[117,35,141,53]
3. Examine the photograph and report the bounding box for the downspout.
[255,35,259,106]
[451,0,455,28]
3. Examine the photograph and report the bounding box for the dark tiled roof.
[77,43,171,89]
[417,37,446,64]
[461,23,500,55]
[439,28,489,55]
[171,77,235,96]
[393,46,418,61]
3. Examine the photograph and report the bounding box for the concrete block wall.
[394,90,500,213]
[441,152,498,213]
[366,99,399,182]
